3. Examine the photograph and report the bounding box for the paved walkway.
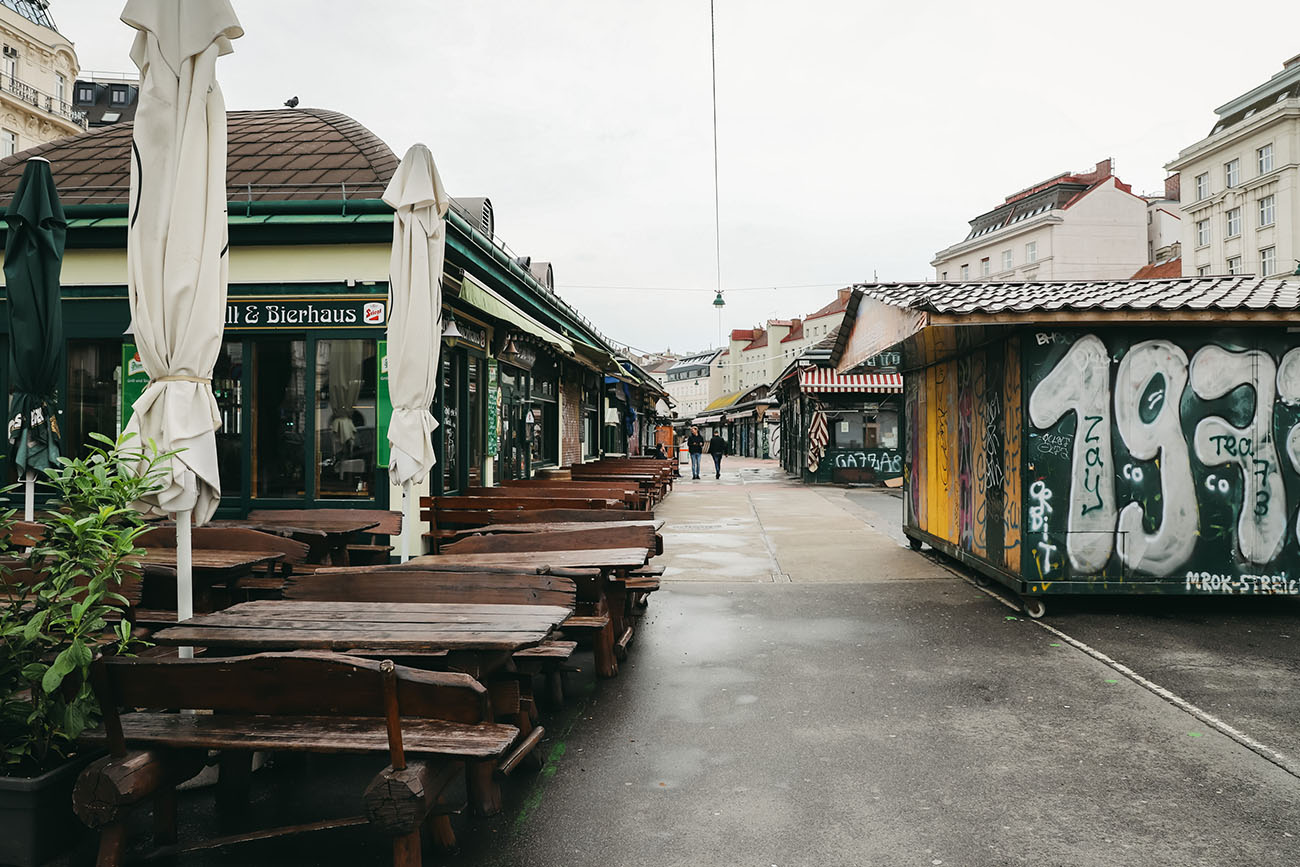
[107,458,1299,866]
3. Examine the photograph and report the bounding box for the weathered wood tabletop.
[152,600,570,653]
[406,547,650,571]
[447,520,664,538]
[213,511,384,564]
[135,548,285,575]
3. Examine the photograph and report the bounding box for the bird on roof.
[284,96,299,108]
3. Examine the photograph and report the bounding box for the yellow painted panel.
[1003,337,1023,570]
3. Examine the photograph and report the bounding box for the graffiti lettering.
[832,451,903,473]
[1190,346,1286,564]
[1028,335,1116,572]
[1036,433,1071,459]
[1184,570,1298,595]
[1028,479,1057,574]
[1035,332,1070,346]
[1113,341,1198,575]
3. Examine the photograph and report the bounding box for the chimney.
[1163,173,1180,201]
[1093,158,1113,180]
[837,287,852,303]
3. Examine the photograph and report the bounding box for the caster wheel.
[1021,597,1047,619]
[907,537,923,551]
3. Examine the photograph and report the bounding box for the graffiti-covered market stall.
[834,278,1300,616]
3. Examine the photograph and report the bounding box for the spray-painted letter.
[1028,334,1116,572]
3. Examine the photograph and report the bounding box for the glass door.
[252,339,307,500]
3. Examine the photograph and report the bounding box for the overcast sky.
[54,1,1300,354]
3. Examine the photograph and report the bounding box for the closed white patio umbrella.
[383,144,450,561]
[120,0,243,635]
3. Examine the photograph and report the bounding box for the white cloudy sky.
[54,1,1300,354]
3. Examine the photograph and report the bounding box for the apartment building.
[715,289,853,395]
[931,159,1147,282]
[1166,55,1300,278]
[0,0,85,155]
[663,350,721,420]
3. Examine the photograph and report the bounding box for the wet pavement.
[67,459,1300,866]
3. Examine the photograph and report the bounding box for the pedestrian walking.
[708,432,729,478]
[687,425,704,479]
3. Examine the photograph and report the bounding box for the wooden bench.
[495,480,645,509]
[138,526,312,601]
[420,495,619,552]
[76,651,518,865]
[284,570,604,703]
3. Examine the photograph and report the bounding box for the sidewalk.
[659,457,951,584]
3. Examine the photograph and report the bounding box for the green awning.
[457,277,576,356]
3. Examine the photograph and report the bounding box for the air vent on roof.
[2,46,17,58]
[450,196,493,239]
[529,261,554,291]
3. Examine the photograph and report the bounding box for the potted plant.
[0,432,168,867]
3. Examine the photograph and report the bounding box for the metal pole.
[400,482,412,563]
[175,510,193,660]
[23,470,34,522]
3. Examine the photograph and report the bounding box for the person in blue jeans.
[687,425,705,479]
[708,432,730,478]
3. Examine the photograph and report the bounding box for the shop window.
[253,340,306,499]
[440,352,461,493]
[64,341,121,462]
[530,370,558,466]
[878,408,899,449]
[213,341,243,494]
[315,339,376,499]
[467,356,484,486]
[832,412,865,449]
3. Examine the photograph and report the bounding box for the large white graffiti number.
[1113,341,1197,574]
[1275,348,1300,548]
[1028,335,1116,572]
[1190,347,1286,564]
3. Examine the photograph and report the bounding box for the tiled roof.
[855,277,1300,316]
[1130,259,1182,280]
[780,318,804,342]
[805,292,849,320]
[0,108,399,205]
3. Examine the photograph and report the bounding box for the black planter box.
[0,754,93,867]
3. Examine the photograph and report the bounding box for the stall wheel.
[1021,596,1047,619]
[907,536,923,551]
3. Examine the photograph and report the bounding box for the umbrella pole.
[23,470,34,522]
[176,510,194,660]
[400,482,412,563]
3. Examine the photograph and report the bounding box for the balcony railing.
[0,74,87,129]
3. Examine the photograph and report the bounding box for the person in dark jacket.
[686,426,705,479]
[708,433,729,479]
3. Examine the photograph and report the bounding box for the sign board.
[453,321,488,351]
[376,341,392,467]
[499,340,536,370]
[486,358,499,457]
[121,343,149,431]
[225,296,387,331]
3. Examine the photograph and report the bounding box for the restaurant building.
[833,278,1300,615]
[0,108,666,516]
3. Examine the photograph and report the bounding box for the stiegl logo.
[364,302,385,324]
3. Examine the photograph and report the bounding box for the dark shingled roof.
[855,277,1300,315]
[0,108,399,205]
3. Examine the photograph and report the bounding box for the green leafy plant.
[0,432,171,775]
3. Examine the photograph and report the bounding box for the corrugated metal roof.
[854,277,1300,316]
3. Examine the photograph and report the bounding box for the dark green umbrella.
[4,157,65,519]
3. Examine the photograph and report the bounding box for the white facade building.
[1166,55,1300,278]
[663,350,721,420]
[0,1,84,155]
[932,159,1148,282]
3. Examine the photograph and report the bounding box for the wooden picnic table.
[445,519,664,540]
[214,510,383,564]
[406,547,650,573]
[152,600,570,678]
[135,548,285,612]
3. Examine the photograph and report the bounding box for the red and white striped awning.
[799,368,903,393]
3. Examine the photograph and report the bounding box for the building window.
[1225,208,1241,238]
[110,86,128,105]
[1195,219,1210,247]
[316,339,377,499]
[0,129,14,157]
[65,341,122,463]
[1227,256,1242,275]
[54,73,65,105]
[980,257,990,277]
[1025,241,1037,263]
[1258,143,1274,175]
[1260,246,1276,276]
[3,54,15,82]
[1194,173,1208,200]
[1224,159,1240,187]
[959,264,969,280]
[940,271,947,281]
[75,84,94,104]
[529,366,559,467]
[1197,264,1210,276]
[1259,194,1275,227]
[1001,250,1012,272]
